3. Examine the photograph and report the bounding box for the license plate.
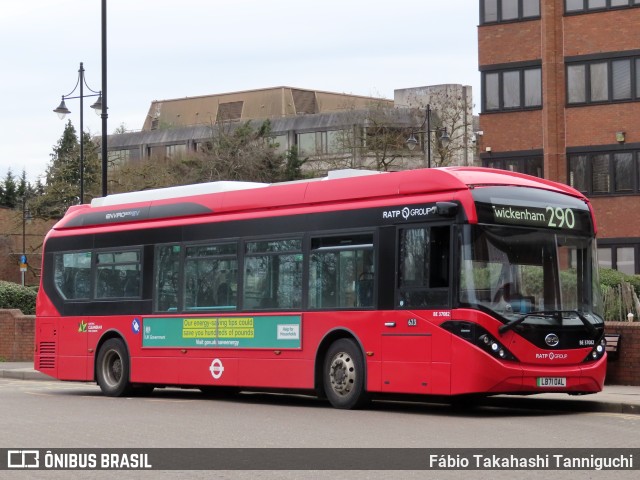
[537,377,566,387]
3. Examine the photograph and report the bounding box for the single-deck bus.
[35,167,607,408]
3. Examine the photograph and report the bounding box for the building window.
[614,153,634,192]
[482,154,544,177]
[269,134,289,154]
[616,247,636,274]
[297,130,344,156]
[591,154,610,193]
[568,149,640,194]
[481,0,540,24]
[566,0,640,13]
[567,65,587,103]
[568,155,588,192]
[612,59,632,100]
[108,149,140,170]
[166,144,187,158]
[598,244,638,274]
[482,66,542,112]
[598,247,612,269]
[567,53,640,105]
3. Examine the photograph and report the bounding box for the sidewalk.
[0,362,54,381]
[1,362,639,414]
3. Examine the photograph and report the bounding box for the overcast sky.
[0,0,479,184]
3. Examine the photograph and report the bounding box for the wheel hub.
[329,352,355,396]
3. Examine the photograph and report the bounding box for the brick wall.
[590,197,640,239]
[564,9,640,57]
[605,322,640,386]
[0,309,35,361]
[478,20,541,66]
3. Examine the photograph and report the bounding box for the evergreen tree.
[0,169,18,208]
[30,120,100,218]
[17,169,30,199]
[283,146,307,181]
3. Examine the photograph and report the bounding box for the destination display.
[472,187,593,234]
[142,315,301,349]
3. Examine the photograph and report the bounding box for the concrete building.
[478,0,640,274]
[106,85,476,176]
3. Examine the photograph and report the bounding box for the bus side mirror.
[436,201,459,217]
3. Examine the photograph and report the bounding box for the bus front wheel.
[96,338,132,397]
[323,338,369,409]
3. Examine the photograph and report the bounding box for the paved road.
[0,378,639,480]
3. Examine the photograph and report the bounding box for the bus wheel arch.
[315,330,370,409]
[95,332,132,397]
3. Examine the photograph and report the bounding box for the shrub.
[599,269,640,322]
[0,281,37,315]
[599,268,640,296]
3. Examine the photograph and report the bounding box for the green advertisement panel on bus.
[142,315,301,349]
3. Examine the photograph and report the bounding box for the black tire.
[96,338,132,397]
[323,338,369,409]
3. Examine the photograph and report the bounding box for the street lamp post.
[21,196,32,287]
[53,62,102,204]
[406,104,450,168]
[101,0,109,197]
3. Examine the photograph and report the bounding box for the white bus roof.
[90,169,385,208]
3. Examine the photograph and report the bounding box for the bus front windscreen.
[458,224,604,329]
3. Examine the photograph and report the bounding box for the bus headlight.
[441,321,518,362]
[477,334,517,361]
[583,337,606,363]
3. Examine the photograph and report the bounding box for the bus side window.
[155,245,181,312]
[308,233,374,309]
[356,257,374,307]
[243,239,303,311]
[184,243,238,311]
[95,250,142,299]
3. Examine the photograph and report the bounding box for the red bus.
[34,167,607,408]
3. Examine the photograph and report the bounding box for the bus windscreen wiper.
[498,310,597,336]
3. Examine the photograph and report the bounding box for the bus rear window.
[54,251,92,300]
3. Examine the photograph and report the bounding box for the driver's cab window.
[397,225,450,308]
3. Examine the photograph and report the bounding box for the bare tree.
[398,86,475,168]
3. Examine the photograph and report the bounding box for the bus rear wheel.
[323,338,369,409]
[96,338,132,397]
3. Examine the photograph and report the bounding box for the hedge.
[0,281,37,315]
[599,268,640,296]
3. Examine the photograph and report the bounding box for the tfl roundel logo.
[545,333,560,347]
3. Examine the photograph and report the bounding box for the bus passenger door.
[380,224,452,394]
